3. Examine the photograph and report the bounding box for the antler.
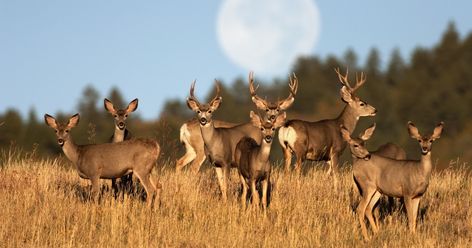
[212,79,221,102]
[334,67,366,93]
[249,71,268,109]
[188,80,201,105]
[277,73,298,110]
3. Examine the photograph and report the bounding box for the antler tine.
[212,79,221,101]
[289,72,299,95]
[353,72,367,92]
[249,71,260,96]
[334,67,352,90]
[189,80,197,99]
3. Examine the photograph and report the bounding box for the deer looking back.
[44,113,161,207]
[342,121,444,240]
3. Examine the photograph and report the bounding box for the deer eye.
[125,114,128,118]
[266,109,269,112]
[197,110,201,114]
[360,102,365,106]
[354,144,359,148]
[208,110,212,114]
[65,130,69,133]
[272,128,275,131]
[114,114,118,118]
[418,139,421,143]
[260,128,264,131]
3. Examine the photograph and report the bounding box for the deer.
[341,121,444,240]
[176,72,297,173]
[104,98,138,194]
[278,68,376,178]
[346,123,407,225]
[44,113,161,207]
[235,111,286,210]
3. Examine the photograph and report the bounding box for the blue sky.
[1,0,471,119]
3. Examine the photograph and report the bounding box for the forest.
[1,23,471,168]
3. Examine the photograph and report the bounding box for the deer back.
[76,139,159,179]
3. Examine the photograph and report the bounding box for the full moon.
[217,0,321,75]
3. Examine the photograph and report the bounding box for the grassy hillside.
[0,151,471,247]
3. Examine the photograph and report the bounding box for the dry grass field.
[0,150,471,247]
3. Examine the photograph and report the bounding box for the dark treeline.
[1,23,471,167]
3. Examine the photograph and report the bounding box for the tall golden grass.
[0,151,471,247]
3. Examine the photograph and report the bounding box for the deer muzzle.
[264,135,273,143]
[58,139,64,146]
[118,122,125,130]
[199,117,208,126]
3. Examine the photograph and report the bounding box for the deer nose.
[58,139,64,146]
[269,115,276,121]
[264,135,273,143]
[118,122,125,129]
[199,117,207,125]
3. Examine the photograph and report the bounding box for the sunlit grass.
[0,153,471,247]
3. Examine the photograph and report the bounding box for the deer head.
[340,124,372,160]
[44,114,80,147]
[334,67,377,117]
[408,121,444,155]
[186,80,222,126]
[249,71,298,122]
[104,98,138,130]
[249,111,286,144]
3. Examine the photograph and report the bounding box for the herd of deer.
[41,68,444,240]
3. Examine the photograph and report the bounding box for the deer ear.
[431,122,444,140]
[249,111,262,128]
[278,97,294,111]
[340,86,353,104]
[209,96,222,111]
[104,98,116,114]
[67,114,80,128]
[273,112,287,129]
[340,125,352,143]
[408,121,421,139]
[44,114,58,129]
[359,123,376,141]
[186,98,200,112]
[126,98,139,113]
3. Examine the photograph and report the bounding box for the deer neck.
[113,126,126,142]
[62,138,80,165]
[256,140,272,163]
[200,121,218,143]
[337,105,359,133]
[420,152,433,175]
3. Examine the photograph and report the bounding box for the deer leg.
[190,152,206,173]
[410,198,421,233]
[214,167,227,202]
[111,178,119,198]
[328,154,340,189]
[91,176,100,203]
[239,174,247,209]
[404,197,416,233]
[357,188,376,240]
[366,191,382,233]
[134,172,156,208]
[150,176,162,208]
[261,177,269,211]
[250,179,260,207]
[176,145,196,172]
[283,146,293,172]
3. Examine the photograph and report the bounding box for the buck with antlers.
[45,113,161,207]
[278,68,376,176]
[104,98,138,194]
[234,111,286,209]
[176,72,297,172]
[341,121,444,240]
